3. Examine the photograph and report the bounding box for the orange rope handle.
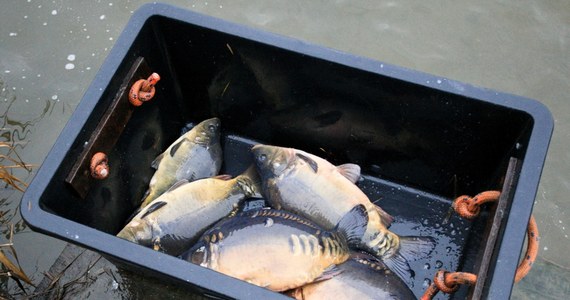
[422,191,540,299]
[515,215,538,282]
[90,152,109,179]
[129,72,161,106]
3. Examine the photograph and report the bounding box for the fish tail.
[335,204,369,246]
[236,164,263,198]
[381,235,435,281]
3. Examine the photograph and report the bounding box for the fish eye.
[258,154,267,162]
[208,124,216,132]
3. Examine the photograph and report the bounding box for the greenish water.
[1,1,569,298]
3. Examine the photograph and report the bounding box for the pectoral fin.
[141,201,168,219]
[313,264,342,283]
[169,138,188,157]
[165,180,190,193]
[374,204,394,228]
[335,204,368,246]
[296,153,318,173]
[151,153,164,169]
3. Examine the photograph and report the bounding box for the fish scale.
[182,207,367,292]
[252,144,436,282]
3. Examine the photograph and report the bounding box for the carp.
[252,144,434,281]
[180,206,368,292]
[287,252,416,300]
[118,166,259,256]
[140,117,223,208]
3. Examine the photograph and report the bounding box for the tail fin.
[383,236,435,282]
[335,204,369,246]
[236,164,263,198]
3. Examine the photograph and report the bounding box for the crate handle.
[421,191,539,300]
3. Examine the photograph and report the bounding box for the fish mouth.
[251,144,296,174]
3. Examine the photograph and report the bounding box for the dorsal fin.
[296,153,318,173]
[336,163,361,183]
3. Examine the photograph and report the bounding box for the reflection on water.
[1,0,569,298]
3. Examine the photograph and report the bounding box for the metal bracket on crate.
[471,157,521,299]
[65,57,151,199]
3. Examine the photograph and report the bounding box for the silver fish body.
[181,206,368,292]
[288,252,416,300]
[140,117,222,208]
[118,167,259,256]
[252,144,434,281]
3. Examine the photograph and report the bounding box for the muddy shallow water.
[1,1,569,299]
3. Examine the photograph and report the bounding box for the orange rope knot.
[421,271,477,300]
[129,72,161,106]
[90,152,109,179]
[452,190,501,220]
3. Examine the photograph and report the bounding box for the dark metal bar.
[470,157,522,299]
[65,57,151,199]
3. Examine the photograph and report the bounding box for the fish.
[287,252,416,300]
[252,144,435,281]
[180,205,369,292]
[117,166,260,256]
[140,117,223,208]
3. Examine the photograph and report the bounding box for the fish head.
[117,219,155,247]
[192,117,221,145]
[251,144,295,179]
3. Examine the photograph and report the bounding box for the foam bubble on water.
[544,246,548,251]
[43,22,48,26]
[65,63,75,70]
[437,79,442,84]
[100,15,106,20]
[51,9,57,15]
[67,54,76,61]
[9,32,18,37]
[52,95,58,100]
[4,70,10,74]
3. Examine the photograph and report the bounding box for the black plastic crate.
[21,3,553,299]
